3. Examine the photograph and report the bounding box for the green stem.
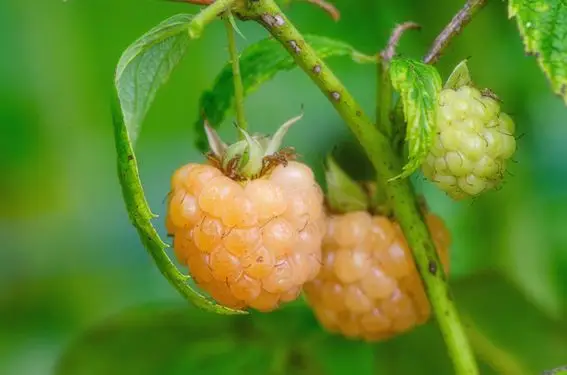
[237,1,479,374]
[188,0,237,38]
[377,60,392,139]
[423,0,488,64]
[111,89,244,316]
[223,14,248,138]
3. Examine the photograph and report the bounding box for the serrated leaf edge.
[388,58,442,181]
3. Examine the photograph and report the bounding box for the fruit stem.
[188,0,237,38]
[111,89,245,316]
[236,1,479,374]
[423,0,488,64]
[223,13,248,138]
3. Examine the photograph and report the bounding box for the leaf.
[111,89,245,315]
[454,271,567,375]
[308,335,375,375]
[194,34,377,151]
[54,304,250,375]
[509,0,567,104]
[444,59,472,90]
[115,14,193,145]
[389,57,442,180]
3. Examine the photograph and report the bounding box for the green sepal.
[444,59,472,90]
[325,154,370,214]
[238,127,264,177]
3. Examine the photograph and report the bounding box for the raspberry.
[303,211,450,341]
[166,118,325,312]
[421,85,516,199]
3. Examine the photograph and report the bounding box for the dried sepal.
[204,120,227,158]
[265,111,304,156]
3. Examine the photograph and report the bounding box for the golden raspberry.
[167,161,325,312]
[303,211,450,341]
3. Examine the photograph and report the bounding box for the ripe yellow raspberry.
[166,117,325,312]
[422,85,516,199]
[303,211,450,341]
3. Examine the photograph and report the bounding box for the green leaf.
[544,368,567,375]
[194,34,377,151]
[389,57,442,181]
[509,0,567,104]
[324,154,369,213]
[308,335,375,375]
[111,89,245,315]
[454,271,567,375]
[444,59,472,90]
[54,304,249,375]
[115,14,193,145]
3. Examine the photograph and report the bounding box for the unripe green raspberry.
[422,86,516,199]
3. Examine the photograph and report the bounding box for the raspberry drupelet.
[166,117,325,312]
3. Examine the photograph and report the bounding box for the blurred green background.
[2,0,567,374]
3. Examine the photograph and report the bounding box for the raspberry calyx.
[205,113,303,181]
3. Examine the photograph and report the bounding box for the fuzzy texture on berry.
[422,85,516,200]
[303,211,450,341]
[166,161,325,312]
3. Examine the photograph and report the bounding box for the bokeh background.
[2,0,567,374]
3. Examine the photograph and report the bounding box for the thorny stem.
[423,0,488,64]
[236,1,479,374]
[223,13,248,137]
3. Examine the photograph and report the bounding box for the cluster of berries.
[166,120,451,342]
[166,72,514,341]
